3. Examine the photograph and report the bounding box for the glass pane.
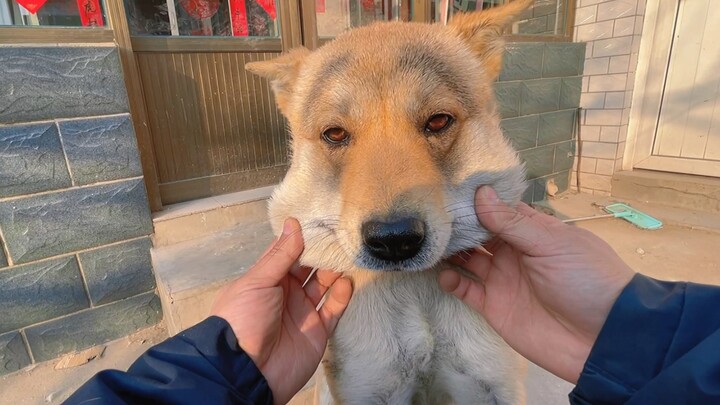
[0,0,106,27]
[316,0,410,39]
[431,0,567,37]
[124,0,279,37]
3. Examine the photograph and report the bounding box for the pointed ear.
[245,47,310,114]
[448,0,533,80]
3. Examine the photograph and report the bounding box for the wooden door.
[632,0,720,177]
[122,0,296,205]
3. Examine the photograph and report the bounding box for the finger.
[248,218,305,284]
[304,270,343,306]
[318,277,353,335]
[449,251,493,280]
[474,186,550,255]
[517,203,562,226]
[438,269,486,314]
[290,264,314,285]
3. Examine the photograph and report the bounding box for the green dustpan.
[562,203,663,230]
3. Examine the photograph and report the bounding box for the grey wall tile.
[543,43,587,78]
[25,292,162,362]
[538,109,576,146]
[0,47,128,124]
[500,115,539,150]
[520,78,562,116]
[500,43,544,81]
[532,172,571,202]
[59,114,142,185]
[521,182,534,204]
[0,122,71,198]
[554,140,576,173]
[520,145,555,179]
[0,257,88,334]
[79,238,155,306]
[0,331,31,376]
[0,179,153,264]
[554,171,570,194]
[494,82,522,119]
[532,177,548,202]
[560,77,582,110]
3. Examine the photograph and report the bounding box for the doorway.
[630,0,720,177]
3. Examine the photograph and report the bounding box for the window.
[432,0,571,38]
[0,0,106,27]
[316,0,409,39]
[123,0,279,37]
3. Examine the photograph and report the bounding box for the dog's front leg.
[433,295,527,405]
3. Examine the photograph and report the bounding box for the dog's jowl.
[247,1,533,403]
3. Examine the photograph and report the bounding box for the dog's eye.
[424,114,454,134]
[322,127,350,145]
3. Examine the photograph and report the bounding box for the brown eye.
[424,114,454,134]
[322,127,350,145]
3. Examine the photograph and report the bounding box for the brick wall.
[572,0,646,195]
[496,42,586,202]
[0,46,161,376]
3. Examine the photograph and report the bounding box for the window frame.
[412,0,577,42]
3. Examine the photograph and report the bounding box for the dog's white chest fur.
[316,270,526,405]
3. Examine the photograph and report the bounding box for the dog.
[246,1,532,403]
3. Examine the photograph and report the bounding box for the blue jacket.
[65,274,720,404]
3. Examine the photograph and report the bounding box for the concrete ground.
[3,191,719,405]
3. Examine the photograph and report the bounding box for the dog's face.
[247,0,531,273]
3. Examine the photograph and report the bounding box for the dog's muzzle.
[361,217,426,262]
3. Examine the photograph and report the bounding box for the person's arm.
[570,274,720,404]
[64,316,272,405]
[65,219,352,405]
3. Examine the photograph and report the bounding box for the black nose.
[361,218,426,262]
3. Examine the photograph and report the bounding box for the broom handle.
[562,213,617,223]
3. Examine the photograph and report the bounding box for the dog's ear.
[245,47,310,113]
[448,0,533,80]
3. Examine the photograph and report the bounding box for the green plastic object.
[603,203,663,230]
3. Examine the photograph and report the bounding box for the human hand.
[211,218,353,405]
[438,186,634,383]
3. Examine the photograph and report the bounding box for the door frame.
[624,0,720,177]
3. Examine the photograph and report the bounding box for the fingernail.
[282,218,294,235]
[478,186,499,202]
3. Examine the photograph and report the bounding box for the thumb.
[247,218,304,284]
[474,186,549,255]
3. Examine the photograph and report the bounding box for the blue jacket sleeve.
[570,273,720,404]
[63,316,273,405]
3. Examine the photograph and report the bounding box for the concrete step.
[152,218,274,335]
[151,186,274,247]
[151,186,276,335]
[612,170,720,213]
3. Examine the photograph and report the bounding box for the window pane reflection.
[0,0,106,27]
[124,0,279,37]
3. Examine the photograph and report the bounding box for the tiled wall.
[0,46,161,376]
[496,42,586,202]
[573,0,646,195]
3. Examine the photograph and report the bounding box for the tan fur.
[247,1,532,403]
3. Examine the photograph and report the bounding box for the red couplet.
[77,0,104,27]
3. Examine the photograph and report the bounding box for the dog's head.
[247,0,531,272]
